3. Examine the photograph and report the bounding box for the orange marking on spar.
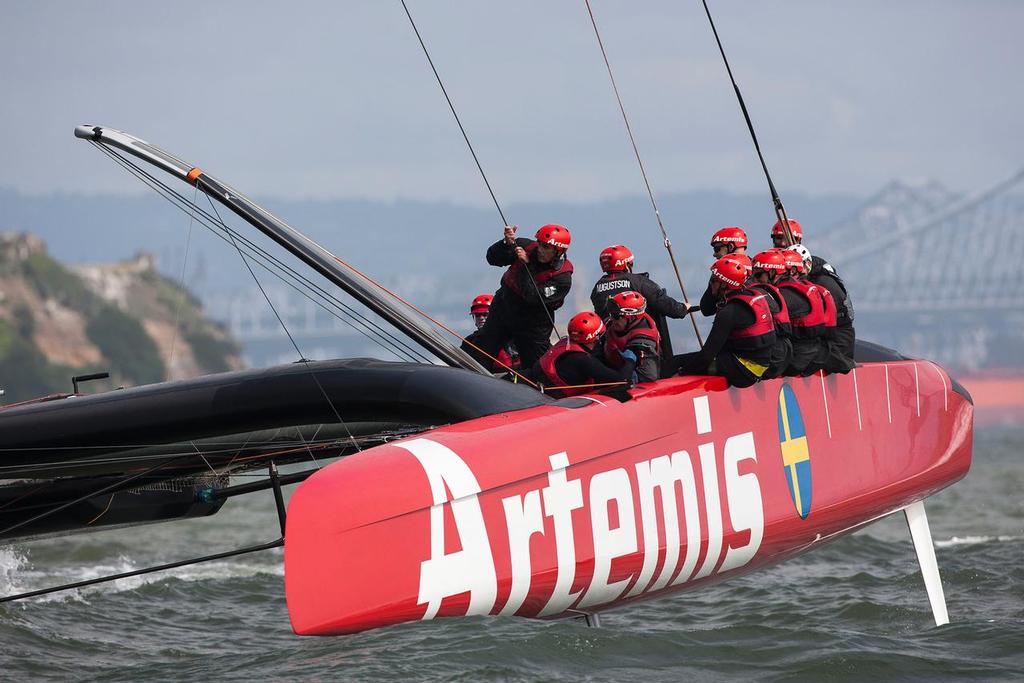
[186,167,202,184]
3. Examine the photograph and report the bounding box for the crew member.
[602,291,661,383]
[771,219,856,358]
[779,248,854,374]
[770,218,804,249]
[711,226,749,259]
[462,293,520,372]
[753,250,819,376]
[590,244,691,368]
[530,311,629,398]
[671,255,790,387]
[468,224,573,370]
[699,226,749,316]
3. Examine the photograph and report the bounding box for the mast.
[75,125,487,374]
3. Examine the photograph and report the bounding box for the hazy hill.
[0,233,242,402]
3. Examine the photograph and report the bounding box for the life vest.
[724,289,776,352]
[538,338,593,397]
[603,313,661,368]
[752,283,792,336]
[500,242,574,300]
[778,278,829,338]
[818,286,838,329]
[497,344,519,371]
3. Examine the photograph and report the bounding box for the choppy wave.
[934,535,1022,548]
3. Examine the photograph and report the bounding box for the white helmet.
[787,244,812,270]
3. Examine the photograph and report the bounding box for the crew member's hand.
[504,225,518,245]
[621,349,638,364]
[686,304,701,315]
[515,246,528,263]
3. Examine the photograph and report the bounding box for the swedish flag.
[777,384,812,519]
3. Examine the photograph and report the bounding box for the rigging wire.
[91,142,430,364]
[166,183,198,379]
[583,0,704,349]
[332,254,542,388]
[701,0,796,247]
[88,140,365,465]
[0,436,368,475]
[399,0,563,340]
[399,0,507,227]
[89,143,420,363]
[94,142,428,363]
[203,192,363,455]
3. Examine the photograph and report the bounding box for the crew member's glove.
[503,224,518,245]
[621,349,637,363]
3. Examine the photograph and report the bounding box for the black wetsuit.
[809,255,855,359]
[698,278,719,318]
[591,271,690,369]
[462,238,572,370]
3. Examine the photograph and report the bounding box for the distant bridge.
[816,169,1024,369]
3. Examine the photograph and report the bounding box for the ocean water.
[1,426,1021,682]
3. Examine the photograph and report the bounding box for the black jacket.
[487,237,573,320]
[590,271,689,320]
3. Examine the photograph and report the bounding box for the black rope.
[400,0,562,338]
[701,0,795,246]
[400,0,507,227]
[0,537,284,604]
[584,0,703,348]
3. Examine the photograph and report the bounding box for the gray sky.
[2,1,1021,203]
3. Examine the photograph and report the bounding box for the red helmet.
[599,244,634,273]
[568,311,605,344]
[535,224,571,251]
[781,249,806,274]
[710,255,749,290]
[752,249,787,274]
[469,293,493,314]
[710,226,748,249]
[607,290,647,319]
[731,253,753,274]
[771,218,803,243]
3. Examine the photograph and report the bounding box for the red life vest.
[497,346,518,371]
[500,242,574,299]
[538,338,593,397]
[602,313,661,368]
[752,283,792,336]
[818,286,838,329]
[778,278,829,338]
[725,289,777,352]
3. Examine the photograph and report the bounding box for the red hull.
[284,360,973,635]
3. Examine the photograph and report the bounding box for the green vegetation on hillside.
[0,318,79,400]
[85,304,166,385]
[184,327,239,375]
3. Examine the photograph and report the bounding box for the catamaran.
[0,125,972,636]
